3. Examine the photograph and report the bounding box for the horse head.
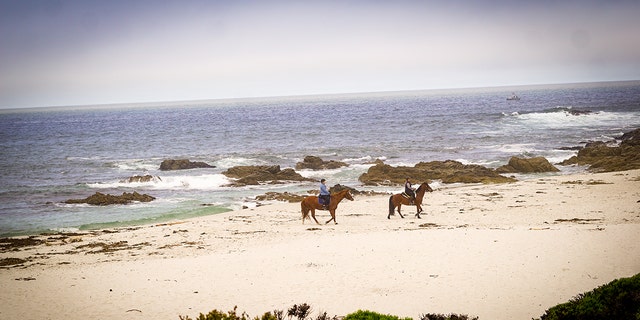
[419,182,434,193]
[343,189,355,201]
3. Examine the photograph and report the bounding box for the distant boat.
[506,93,520,101]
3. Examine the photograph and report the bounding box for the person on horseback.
[404,177,416,205]
[319,178,330,209]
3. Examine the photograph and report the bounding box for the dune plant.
[180,304,339,320]
[343,310,412,320]
[419,314,478,320]
[539,273,640,320]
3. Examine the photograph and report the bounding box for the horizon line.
[2,79,639,112]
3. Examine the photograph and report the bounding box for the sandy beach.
[2,169,639,320]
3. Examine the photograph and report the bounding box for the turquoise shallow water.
[1,81,639,236]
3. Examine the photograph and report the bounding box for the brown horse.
[301,189,354,224]
[388,182,433,219]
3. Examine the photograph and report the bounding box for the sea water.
[1,81,639,236]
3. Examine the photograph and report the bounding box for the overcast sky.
[1,0,639,108]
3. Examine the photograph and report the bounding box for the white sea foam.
[298,164,370,185]
[88,174,231,190]
[455,158,503,167]
[502,111,520,116]
[112,159,158,171]
[515,110,632,129]
[59,202,92,208]
[544,151,577,164]
[66,156,103,161]
[340,155,388,164]
[493,143,538,154]
[50,227,81,233]
[214,157,265,168]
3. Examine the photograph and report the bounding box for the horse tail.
[389,195,395,215]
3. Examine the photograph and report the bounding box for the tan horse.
[301,189,354,224]
[388,182,433,219]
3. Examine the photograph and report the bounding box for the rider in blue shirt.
[319,179,330,209]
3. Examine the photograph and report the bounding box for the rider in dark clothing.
[405,178,416,205]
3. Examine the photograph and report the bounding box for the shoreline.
[1,169,639,320]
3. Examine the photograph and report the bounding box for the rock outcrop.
[560,128,640,172]
[254,192,306,203]
[496,156,560,173]
[65,192,155,206]
[359,160,516,185]
[159,159,215,171]
[295,156,349,170]
[222,165,314,186]
[121,175,161,183]
[329,184,359,194]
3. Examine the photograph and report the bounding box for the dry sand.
[1,170,639,320]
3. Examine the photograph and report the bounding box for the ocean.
[1,81,639,237]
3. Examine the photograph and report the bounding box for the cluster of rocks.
[560,128,640,172]
[159,159,215,171]
[358,156,562,186]
[64,192,155,206]
[295,156,349,170]
[222,165,315,186]
[495,156,560,173]
[66,130,639,207]
[358,159,514,185]
[254,192,307,203]
[222,156,353,186]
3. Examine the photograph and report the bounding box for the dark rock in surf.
[65,192,155,206]
[222,165,281,178]
[414,160,517,184]
[254,192,306,203]
[159,159,215,171]
[222,165,314,186]
[557,146,583,151]
[295,156,349,170]
[495,156,560,173]
[121,175,161,183]
[329,184,359,194]
[560,128,640,172]
[567,109,593,116]
[619,128,640,146]
[358,160,516,185]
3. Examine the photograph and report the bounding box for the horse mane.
[416,182,430,193]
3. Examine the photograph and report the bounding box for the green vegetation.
[419,315,478,320]
[179,304,338,320]
[180,305,475,320]
[343,311,477,320]
[179,306,271,320]
[539,273,640,320]
[343,310,412,320]
[180,274,640,320]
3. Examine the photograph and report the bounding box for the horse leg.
[415,204,423,219]
[310,209,321,225]
[326,209,337,224]
[396,204,404,219]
